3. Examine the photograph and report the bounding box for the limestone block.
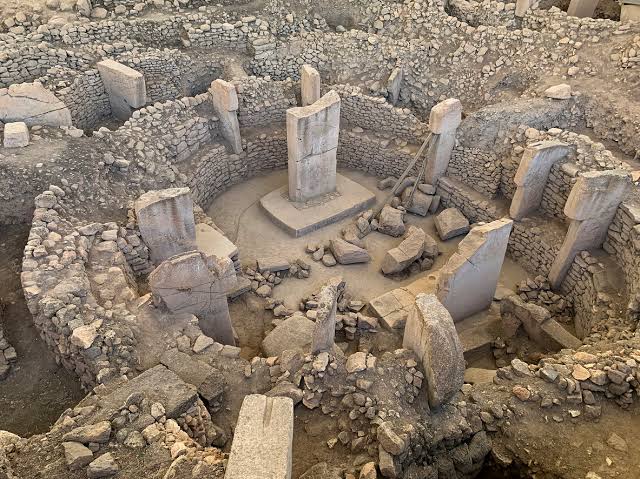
[262,314,315,357]
[621,4,640,22]
[437,218,513,321]
[387,67,403,105]
[96,59,146,120]
[300,64,321,106]
[544,84,572,100]
[195,223,239,266]
[224,394,294,479]
[287,90,341,202]
[377,205,405,237]
[311,283,338,354]
[330,238,370,264]
[434,208,469,241]
[515,0,531,17]
[424,130,456,185]
[567,0,599,17]
[209,79,242,154]
[3,122,29,148]
[403,294,465,408]
[429,98,462,134]
[510,141,569,220]
[401,188,432,216]
[564,170,631,221]
[381,226,425,274]
[0,82,72,127]
[134,188,196,264]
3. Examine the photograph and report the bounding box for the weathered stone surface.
[87,453,118,478]
[62,442,93,470]
[330,238,370,264]
[160,349,226,403]
[299,462,343,479]
[287,90,341,202]
[437,218,513,321]
[262,314,316,357]
[311,283,338,354]
[381,226,425,274]
[257,257,290,273]
[265,381,304,405]
[544,84,572,100]
[429,98,462,134]
[377,206,405,237]
[434,208,469,241]
[134,188,196,264]
[0,82,72,127]
[3,122,29,148]
[63,421,111,444]
[300,64,321,106]
[210,79,242,154]
[195,223,239,265]
[567,0,599,17]
[401,188,432,216]
[224,395,293,479]
[96,59,146,120]
[403,294,465,407]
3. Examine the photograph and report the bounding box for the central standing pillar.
[287,90,341,203]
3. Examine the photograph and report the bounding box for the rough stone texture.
[0,82,72,126]
[262,314,316,357]
[381,226,426,274]
[434,208,470,241]
[134,188,197,264]
[287,90,341,202]
[210,79,242,154]
[377,205,405,237]
[567,0,599,18]
[437,218,514,321]
[510,141,569,220]
[300,64,320,106]
[425,98,461,185]
[330,238,371,264]
[96,59,146,120]
[3,122,29,148]
[403,294,465,408]
[429,98,462,134]
[311,283,338,354]
[224,394,294,479]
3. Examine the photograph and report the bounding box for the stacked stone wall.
[604,203,640,298]
[337,133,417,179]
[446,147,502,198]
[235,76,296,127]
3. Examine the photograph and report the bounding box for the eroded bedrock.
[1,0,640,478]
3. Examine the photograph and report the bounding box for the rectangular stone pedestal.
[260,174,375,237]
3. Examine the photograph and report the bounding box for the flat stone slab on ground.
[434,208,470,241]
[330,238,370,264]
[196,223,238,261]
[260,174,375,237]
[257,257,290,273]
[3,122,29,148]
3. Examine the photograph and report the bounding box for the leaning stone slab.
[403,294,465,408]
[262,314,316,357]
[287,90,341,202]
[300,64,321,106]
[3,122,29,148]
[330,238,370,264]
[96,59,146,120]
[311,283,338,354]
[437,218,513,321]
[134,188,196,264]
[195,223,239,265]
[0,82,72,127]
[434,208,469,241]
[224,394,294,479]
[381,226,425,274]
[210,79,242,154]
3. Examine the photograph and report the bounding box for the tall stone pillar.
[549,170,631,289]
[134,188,196,264]
[387,67,403,105]
[148,250,237,345]
[224,394,294,479]
[300,65,321,107]
[425,98,462,185]
[210,79,242,154]
[311,283,338,354]
[96,59,146,120]
[510,141,569,220]
[436,218,513,321]
[287,90,341,202]
[567,0,599,17]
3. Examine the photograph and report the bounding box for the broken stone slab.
[377,205,405,237]
[510,141,570,220]
[0,82,72,127]
[330,238,370,264]
[265,381,304,405]
[300,64,321,106]
[3,122,29,148]
[62,441,93,471]
[96,59,146,120]
[134,188,197,264]
[381,226,426,274]
[311,283,338,354]
[369,286,417,330]
[567,0,599,17]
[434,208,469,241]
[209,79,242,154]
[62,421,111,444]
[262,314,316,357]
[87,452,119,479]
[257,257,290,273]
[387,67,403,105]
[403,294,465,408]
[224,394,293,479]
[429,98,462,134]
[464,368,497,385]
[160,349,226,404]
[401,188,432,216]
[287,90,341,202]
[195,223,239,266]
[437,218,513,322]
[544,84,572,100]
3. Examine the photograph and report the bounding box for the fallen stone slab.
[257,257,290,273]
[464,368,497,385]
[381,226,426,274]
[330,238,370,264]
[195,223,239,265]
[0,82,72,127]
[401,189,433,216]
[96,59,146,120]
[544,84,571,100]
[377,205,405,237]
[160,349,226,404]
[369,287,416,330]
[403,293,465,408]
[62,442,93,471]
[3,122,29,148]
[434,208,469,241]
[311,283,338,354]
[224,394,294,479]
[262,314,316,357]
[87,453,118,479]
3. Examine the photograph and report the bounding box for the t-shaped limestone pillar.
[549,170,631,289]
[287,90,341,202]
[224,394,294,479]
[300,65,321,106]
[510,141,569,220]
[425,98,462,185]
[96,59,146,120]
[134,188,197,264]
[210,79,242,154]
[436,218,513,321]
